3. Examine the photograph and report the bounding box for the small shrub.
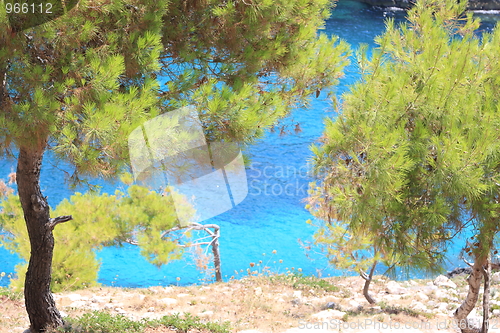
[52,311,146,333]
[0,287,23,301]
[381,305,420,318]
[47,311,231,333]
[287,274,339,292]
[153,313,231,333]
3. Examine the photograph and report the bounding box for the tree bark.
[17,145,64,332]
[453,258,486,333]
[210,225,222,282]
[360,261,377,304]
[481,259,491,333]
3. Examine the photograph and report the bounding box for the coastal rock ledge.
[357,0,500,10]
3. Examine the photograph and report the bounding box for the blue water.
[1,1,499,288]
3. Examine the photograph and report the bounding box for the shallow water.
[1,0,499,288]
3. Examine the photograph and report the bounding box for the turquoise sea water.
[1,1,499,288]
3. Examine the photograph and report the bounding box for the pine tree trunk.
[210,225,222,282]
[453,258,486,333]
[482,259,491,333]
[360,261,377,305]
[17,145,64,333]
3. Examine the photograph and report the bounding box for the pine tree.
[0,183,194,292]
[308,0,500,331]
[0,0,350,331]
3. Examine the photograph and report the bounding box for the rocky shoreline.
[3,272,500,333]
[354,0,500,11]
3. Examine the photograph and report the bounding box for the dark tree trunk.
[17,145,64,332]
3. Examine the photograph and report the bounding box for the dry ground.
[0,274,482,333]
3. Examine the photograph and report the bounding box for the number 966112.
[5,2,53,14]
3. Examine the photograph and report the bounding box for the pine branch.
[47,215,73,230]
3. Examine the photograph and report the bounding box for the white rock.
[434,289,449,300]
[285,328,334,333]
[159,297,178,306]
[254,287,263,296]
[493,309,500,316]
[436,302,449,313]
[66,293,83,302]
[147,286,163,293]
[411,301,428,312]
[311,309,346,321]
[434,275,457,289]
[386,281,407,295]
[292,290,302,299]
[467,312,482,329]
[348,299,361,310]
[115,307,126,314]
[69,301,87,308]
[493,272,500,283]
[416,292,429,301]
[383,294,402,302]
[177,293,190,298]
[421,285,438,295]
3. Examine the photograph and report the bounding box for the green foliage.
[0,185,194,291]
[289,273,339,292]
[53,312,146,333]
[0,286,23,301]
[1,0,350,329]
[0,0,350,181]
[309,0,500,277]
[153,313,231,333]
[380,304,421,318]
[48,311,231,333]
[0,0,350,307]
[306,216,391,277]
[269,273,339,292]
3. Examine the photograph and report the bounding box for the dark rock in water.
[446,267,473,278]
[324,302,337,310]
[356,0,500,10]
